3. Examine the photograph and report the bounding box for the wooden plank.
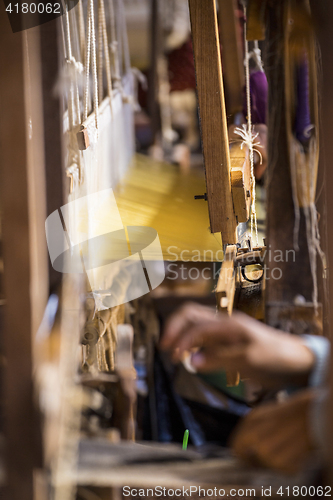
[218,0,244,115]
[230,143,251,223]
[74,455,295,491]
[215,245,239,386]
[23,27,49,336]
[189,0,237,242]
[216,245,237,315]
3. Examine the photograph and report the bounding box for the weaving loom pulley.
[241,264,263,284]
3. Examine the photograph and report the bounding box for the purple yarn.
[243,70,268,125]
[295,53,312,145]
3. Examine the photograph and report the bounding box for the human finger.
[171,317,247,361]
[160,302,216,351]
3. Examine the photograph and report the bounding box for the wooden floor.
[72,439,311,497]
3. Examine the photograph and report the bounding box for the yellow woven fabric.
[114,154,223,261]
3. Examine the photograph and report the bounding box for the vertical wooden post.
[40,19,65,292]
[265,1,315,327]
[0,6,48,499]
[215,244,240,386]
[0,19,35,497]
[309,0,333,485]
[189,0,237,242]
[148,0,161,142]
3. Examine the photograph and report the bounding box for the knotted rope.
[83,0,99,130]
[234,5,261,247]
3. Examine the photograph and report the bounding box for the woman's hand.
[160,303,315,388]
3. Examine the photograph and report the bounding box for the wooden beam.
[218,0,244,115]
[148,0,161,141]
[40,19,65,292]
[0,7,48,498]
[0,18,35,500]
[265,1,316,329]
[189,0,237,242]
[309,0,333,486]
[215,244,240,386]
[216,245,237,315]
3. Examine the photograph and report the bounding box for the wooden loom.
[51,1,143,496]
[1,1,333,499]
[188,0,325,392]
[188,0,265,386]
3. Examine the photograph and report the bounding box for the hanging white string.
[98,1,104,105]
[248,40,264,72]
[83,0,92,120]
[99,0,114,111]
[117,0,135,104]
[246,44,259,246]
[234,7,260,247]
[64,1,82,128]
[77,0,93,115]
[115,0,123,79]
[90,0,99,130]
[77,0,85,61]
[108,0,121,87]
[83,0,99,130]
[61,0,85,189]
[119,0,131,76]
